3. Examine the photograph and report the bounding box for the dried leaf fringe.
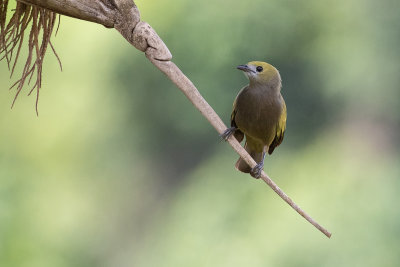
[0,0,61,115]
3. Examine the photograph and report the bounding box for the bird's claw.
[220,127,236,141]
[250,163,263,179]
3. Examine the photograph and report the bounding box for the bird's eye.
[256,66,263,72]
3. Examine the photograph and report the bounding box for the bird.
[221,61,287,178]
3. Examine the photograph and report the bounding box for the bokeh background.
[1,0,400,266]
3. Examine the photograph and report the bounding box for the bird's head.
[237,61,281,88]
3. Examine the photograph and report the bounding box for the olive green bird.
[221,61,287,178]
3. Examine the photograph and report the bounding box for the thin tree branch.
[147,58,332,238]
[5,0,331,238]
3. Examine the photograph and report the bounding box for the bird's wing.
[230,87,246,142]
[230,100,238,128]
[230,86,247,127]
[268,99,287,155]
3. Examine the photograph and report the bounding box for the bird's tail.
[235,142,264,173]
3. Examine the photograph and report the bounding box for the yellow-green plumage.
[226,61,287,178]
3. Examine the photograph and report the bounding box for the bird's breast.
[234,86,283,145]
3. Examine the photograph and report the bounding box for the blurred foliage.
[1,0,399,266]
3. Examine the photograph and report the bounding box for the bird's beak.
[237,64,255,73]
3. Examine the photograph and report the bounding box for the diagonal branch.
[147,57,332,238]
[4,0,331,238]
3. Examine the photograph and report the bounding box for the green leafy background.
[1,0,399,266]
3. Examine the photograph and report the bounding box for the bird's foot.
[250,163,263,179]
[220,127,237,141]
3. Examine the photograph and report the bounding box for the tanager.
[221,61,287,178]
